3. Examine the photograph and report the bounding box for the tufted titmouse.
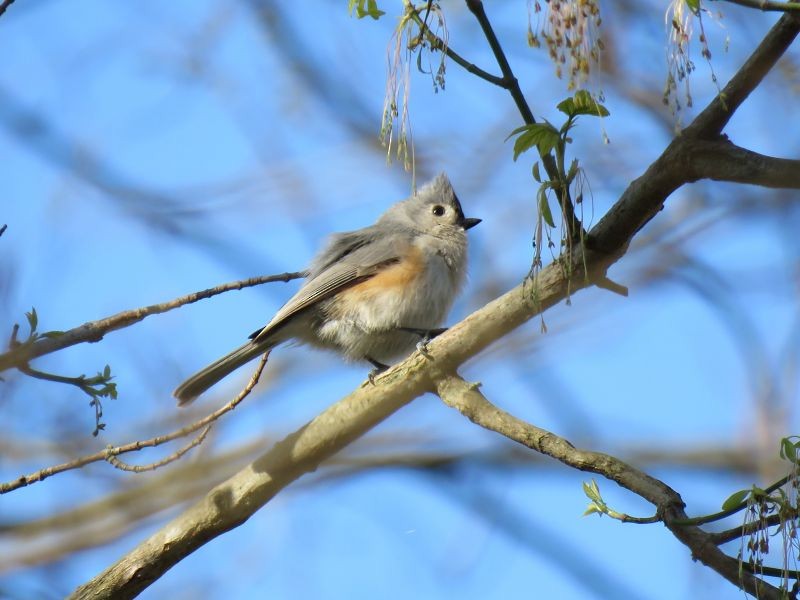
[174,173,480,405]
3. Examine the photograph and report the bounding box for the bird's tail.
[174,340,273,406]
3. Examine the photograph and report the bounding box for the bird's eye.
[431,205,446,217]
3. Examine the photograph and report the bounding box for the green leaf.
[26,307,38,332]
[583,503,602,517]
[557,91,610,118]
[351,0,385,19]
[582,479,602,503]
[685,0,700,14]
[566,158,579,184]
[721,489,750,511]
[780,436,800,463]
[538,187,555,228]
[505,124,530,141]
[510,123,559,161]
[532,162,541,183]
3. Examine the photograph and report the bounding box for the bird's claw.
[416,338,433,359]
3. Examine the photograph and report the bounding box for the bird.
[174,173,480,405]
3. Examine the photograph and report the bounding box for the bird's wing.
[250,228,405,343]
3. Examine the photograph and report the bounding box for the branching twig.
[710,512,794,545]
[409,1,585,241]
[105,426,212,473]
[405,7,505,86]
[0,271,303,372]
[465,0,534,123]
[0,354,269,494]
[19,363,116,436]
[463,0,583,241]
[673,474,792,526]
[433,374,780,598]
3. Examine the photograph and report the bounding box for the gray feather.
[173,340,272,406]
[251,231,405,344]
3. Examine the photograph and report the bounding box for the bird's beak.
[462,217,482,230]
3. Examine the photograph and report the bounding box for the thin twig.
[740,562,800,579]
[105,426,212,473]
[0,271,304,372]
[406,7,505,87]
[710,512,796,545]
[673,474,792,526]
[602,511,661,524]
[0,354,269,494]
[465,0,534,123]
[722,0,800,12]
[18,364,112,398]
[463,0,583,241]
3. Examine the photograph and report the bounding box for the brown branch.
[722,0,800,13]
[0,271,303,372]
[687,13,800,137]
[687,138,800,188]
[434,374,781,599]
[105,426,212,473]
[462,0,584,241]
[0,354,268,494]
[464,0,534,123]
[0,0,16,18]
[709,511,796,546]
[406,7,505,87]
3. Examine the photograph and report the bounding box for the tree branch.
[463,0,583,240]
[0,0,16,18]
[0,272,303,372]
[464,0,534,123]
[721,0,800,13]
[0,354,268,494]
[687,13,800,137]
[405,7,506,87]
[687,138,800,188]
[433,374,780,599]
[709,511,797,546]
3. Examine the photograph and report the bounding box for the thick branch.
[69,361,440,599]
[687,138,800,188]
[0,272,303,372]
[687,13,800,137]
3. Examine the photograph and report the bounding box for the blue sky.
[1,1,799,599]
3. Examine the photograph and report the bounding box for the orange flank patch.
[342,245,423,300]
